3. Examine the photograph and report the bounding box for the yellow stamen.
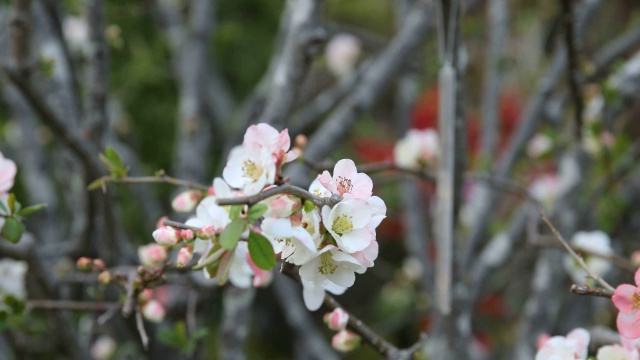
[317,252,337,275]
[332,215,353,236]
[242,160,262,181]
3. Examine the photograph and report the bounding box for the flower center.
[242,160,263,181]
[303,220,315,236]
[336,176,353,196]
[332,215,353,236]
[318,252,337,275]
[632,292,640,310]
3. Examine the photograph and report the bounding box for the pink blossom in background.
[152,226,180,247]
[393,128,440,170]
[142,299,166,323]
[171,190,203,213]
[0,152,17,194]
[325,33,361,77]
[535,328,590,360]
[613,268,640,339]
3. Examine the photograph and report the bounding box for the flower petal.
[336,228,373,253]
[618,311,640,339]
[613,284,639,313]
[302,279,325,311]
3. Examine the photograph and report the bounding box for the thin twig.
[94,174,210,192]
[26,300,120,312]
[135,306,149,350]
[570,284,614,298]
[216,183,342,209]
[539,209,614,291]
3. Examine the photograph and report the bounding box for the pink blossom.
[152,226,181,247]
[171,190,203,213]
[138,244,168,268]
[90,336,116,360]
[98,271,111,285]
[331,330,361,352]
[325,33,361,77]
[0,152,17,194]
[262,193,301,219]
[142,300,166,323]
[613,268,640,339]
[318,159,372,200]
[243,123,293,166]
[535,328,590,360]
[597,336,640,360]
[393,128,439,170]
[324,308,349,331]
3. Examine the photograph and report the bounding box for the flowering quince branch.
[26,300,121,312]
[540,209,615,291]
[121,262,172,318]
[281,263,427,359]
[90,172,210,192]
[570,284,614,298]
[216,183,342,209]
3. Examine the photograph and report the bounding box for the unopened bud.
[138,243,169,268]
[180,229,195,241]
[98,270,112,285]
[171,190,203,213]
[142,300,166,323]
[76,257,93,271]
[152,226,180,246]
[208,186,215,196]
[324,308,349,331]
[294,134,308,149]
[92,258,106,272]
[196,225,216,240]
[138,288,153,304]
[331,330,361,352]
[176,245,194,268]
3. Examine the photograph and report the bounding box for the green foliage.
[219,219,247,250]
[98,146,128,177]
[247,204,268,222]
[247,231,275,270]
[157,321,209,355]
[2,218,25,243]
[229,205,243,220]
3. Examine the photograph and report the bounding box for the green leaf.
[303,200,315,213]
[191,247,225,270]
[87,178,104,191]
[12,200,21,216]
[7,194,15,214]
[0,199,8,215]
[219,219,246,250]
[247,231,275,270]
[216,249,235,286]
[16,203,46,217]
[105,146,124,170]
[247,204,267,222]
[2,218,25,243]
[157,327,183,348]
[228,205,243,220]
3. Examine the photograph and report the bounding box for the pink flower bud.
[0,152,17,194]
[98,270,111,285]
[180,229,195,241]
[196,225,216,240]
[152,226,180,246]
[331,330,361,352]
[176,246,194,268]
[138,288,153,304]
[76,257,93,271]
[171,190,203,213]
[142,300,166,323]
[90,336,116,360]
[324,308,349,331]
[294,134,308,149]
[208,186,215,196]
[138,244,169,268]
[92,258,106,272]
[264,194,301,218]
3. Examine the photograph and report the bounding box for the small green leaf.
[191,247,225,270]
[105,146,124,170]
[0,199,8,215]
[7,194,15,214]
[303,200,315,213]
[157,327,183,348]
[247,204,267,222]
[219,219,246,250]
[228,205,243,220]
[247,231,275,270]
[2,218,25,243]
[87,178,104,191]
[16,204,47,217]
[216,249,235,285]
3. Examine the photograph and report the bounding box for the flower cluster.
[323,308,361,352]
[150,123,386,312]
[536,328,640,360]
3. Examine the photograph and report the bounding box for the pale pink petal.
[635,268,640,287]
[332,200,371,229]
[618,311,640,339]
[336,228,373,253]
[261,217,295,238]
[318,171,334,193]
[302,279,325,311]
[566,328,590,357]
[333,159,358,182]
[613,284,639,313]
[348,172,373,199]
[326,270,356,288]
